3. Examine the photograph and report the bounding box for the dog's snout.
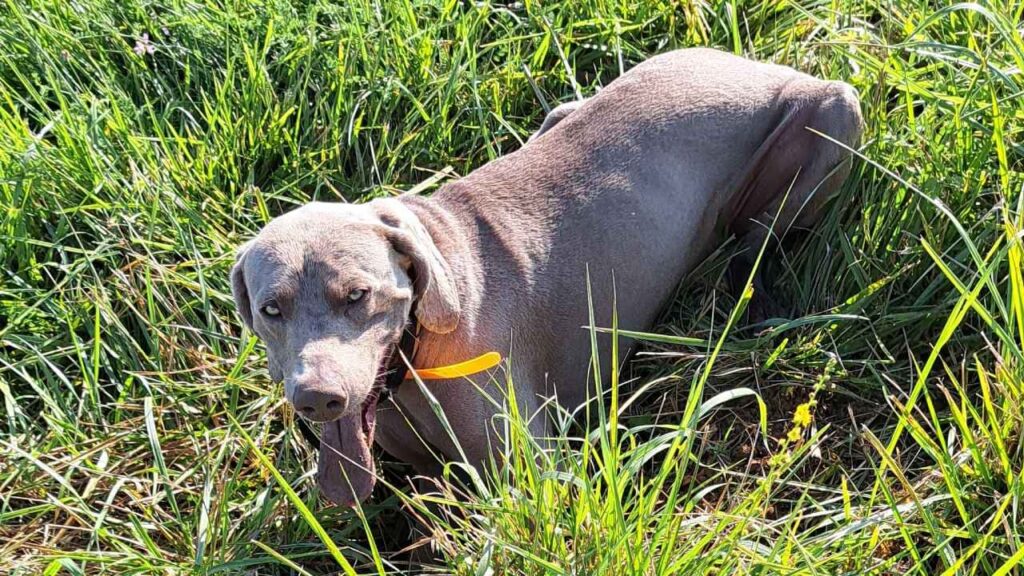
[293,387,348,422]
[287,344,371,423]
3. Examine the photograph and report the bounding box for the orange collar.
[404,351,503,380]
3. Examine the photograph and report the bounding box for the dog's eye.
[260,302,281,317]
[347,288,367,303]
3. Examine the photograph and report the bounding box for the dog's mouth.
[316,352,392,507]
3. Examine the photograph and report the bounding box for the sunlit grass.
[2,0,1023,574]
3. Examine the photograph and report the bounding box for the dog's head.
[231,199,459,506]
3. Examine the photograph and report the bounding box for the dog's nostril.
[300,406,315,416]
[327,400,342,412]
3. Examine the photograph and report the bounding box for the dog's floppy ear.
[230,240,255,331]
[376,203,461,334]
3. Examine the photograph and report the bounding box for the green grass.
[2,0,1023,573]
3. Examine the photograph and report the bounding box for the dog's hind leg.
[727,80,863,320]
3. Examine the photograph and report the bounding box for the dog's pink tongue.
[318,409,376,507]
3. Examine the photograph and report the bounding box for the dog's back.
[431,48,862,408]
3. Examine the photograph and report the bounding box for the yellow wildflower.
[793,403,813,428]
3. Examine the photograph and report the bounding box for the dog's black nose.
[293,388,347,422]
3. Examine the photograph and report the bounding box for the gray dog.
[231,48,862,506]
